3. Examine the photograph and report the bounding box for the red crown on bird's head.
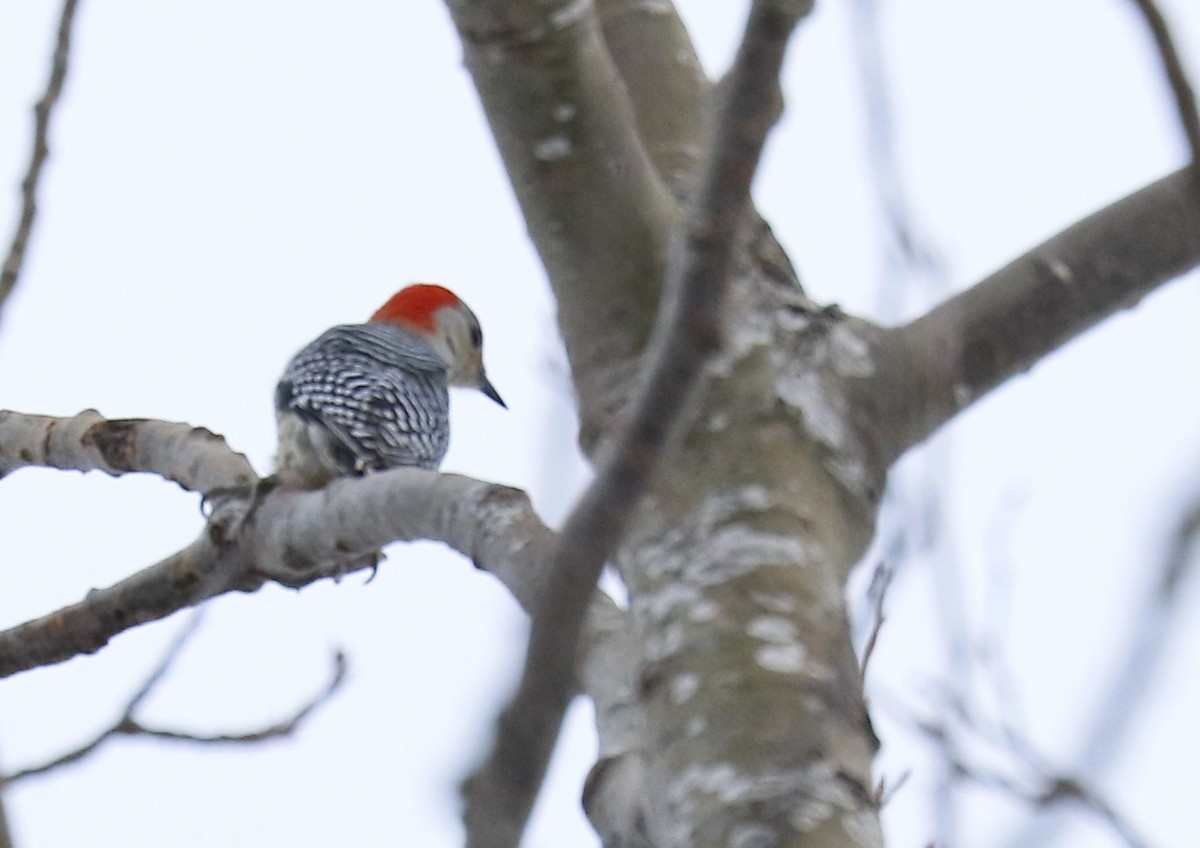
[370,284,462,333]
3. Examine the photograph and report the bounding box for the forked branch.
[0,411,559,678]
[1,613,346,786]
[459,3,814,846]
[859,167,1200,468]
[446,0,680,443]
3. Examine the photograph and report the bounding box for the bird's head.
[370,283,505,407]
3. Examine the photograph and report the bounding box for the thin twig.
[459,2,813,845]
[1127,0,1200,193]
[874,768,911,808]
[131,652,347,745]
[858,560,892,685]
[976,490,1031,746]
[1,612,207,783]
[849,0,948,319]
[909,692,1153,848]
[2,612,346,785]
[0,0,82,320]
[0,779,11,848]
[998,477,1200,848]
[124,609,206,714]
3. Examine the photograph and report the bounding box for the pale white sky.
[0,2,1197,846]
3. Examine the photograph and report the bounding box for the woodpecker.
[273,284,504,488]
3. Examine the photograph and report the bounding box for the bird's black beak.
[479,373,506,408]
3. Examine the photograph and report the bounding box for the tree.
[1,1,1197,846]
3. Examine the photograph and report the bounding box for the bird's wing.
[277,326,451,471]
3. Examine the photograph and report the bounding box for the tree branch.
[2,612,346,785]
[0,459,558,678]
[0,0,82,322]
[129,652,347,746]
[459,3,813,845]
[443,0,680,449]
[595,0,711,196]
[860,168,1200,468]
[1128,0,1200,185]
[0,535,237,678]
[0,791,9,848]
[913,704,1151,848]
[999,475,1200,848]
[0,410,257,493]
[0,409,647,834]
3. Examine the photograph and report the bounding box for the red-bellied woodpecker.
[273,284,504,488]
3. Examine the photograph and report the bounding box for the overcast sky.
[1,2,1198,846]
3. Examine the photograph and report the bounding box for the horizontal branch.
[245,469,558,611]
[0,409,257,493]
[0,465,556,679]
[860,167,1200,467]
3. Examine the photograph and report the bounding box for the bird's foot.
[204,475,282,544]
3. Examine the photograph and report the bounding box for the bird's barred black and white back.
[274,323,451,485]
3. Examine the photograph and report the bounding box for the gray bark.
[2,2,1199,846]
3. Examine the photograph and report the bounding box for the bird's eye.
[470,324,483,347]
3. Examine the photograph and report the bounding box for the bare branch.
[3,614,346,785]
[999,477,1200,848]
[858,560,893,685]
[444,0,680,447]
[0,0,82,321]
[849,0,949,316]
[595,0,711,196]
[246,469,559,609]
[874,769,911,809]
[0,441,558,677]
[459,3,813,845]
[0,781,11,848]
[123,608,208,715]
[1159,484,1200,599]
[0,410,649,833]
[1127,0,1200,186]
[913,709,1152,848]
[131,652,347,746]
[3,612,207,782]
[859,168,1200,468]
[0,536,241,678]
[0,410,257,493]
